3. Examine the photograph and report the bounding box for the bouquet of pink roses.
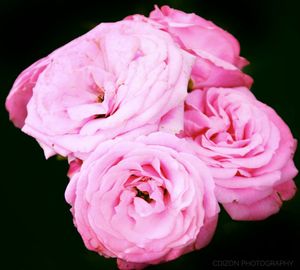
[6,5,297,270]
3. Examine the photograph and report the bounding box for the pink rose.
[5,57,50,128]
[127,5,252,89]
[65,132,219,268]
[183,87,297,220]
[7,20,194,158]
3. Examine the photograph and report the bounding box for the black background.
[1,0,299,269]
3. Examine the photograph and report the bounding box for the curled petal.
[6,57,50,128]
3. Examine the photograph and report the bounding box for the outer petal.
[5,57,50,128]
[195,214,218,250]
[117,259,148,270]
[275,180,297,201]
[223,193,282,221]
[191,54,253,89]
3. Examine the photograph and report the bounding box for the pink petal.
[223,193,282,221]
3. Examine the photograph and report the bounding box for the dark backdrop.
[1,1,299,269]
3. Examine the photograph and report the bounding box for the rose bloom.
[6,19,194,158]
[127,5,253,90]
[183,87,297,220]
[65,132,219,269]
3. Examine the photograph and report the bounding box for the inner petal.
[67,103,107,121]
[133,197,153,217]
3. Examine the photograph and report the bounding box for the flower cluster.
[6,5,297,270]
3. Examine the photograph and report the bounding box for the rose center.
[134,188,153,203]
[95,88,107,119]
[97,91,105,103]
[187,79,194,93]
